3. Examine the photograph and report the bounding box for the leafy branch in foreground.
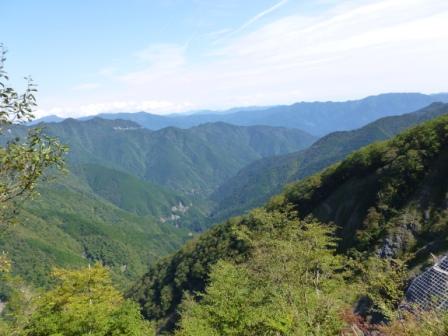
[0,44,67,334]
[0,45,36,127]
[0,44,68,230]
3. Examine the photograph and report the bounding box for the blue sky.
[1,0,448,117]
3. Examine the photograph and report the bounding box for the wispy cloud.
[213,0,289,42]
[98,67,117,77]
[40,0,448,116]
[121,44,187,85]
[230,0,289,35]
[206,28,232,39]
[112,0,448,108]
[135,44,186,67]
[73,82,100,91]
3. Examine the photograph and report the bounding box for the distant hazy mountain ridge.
[34,93,448,135]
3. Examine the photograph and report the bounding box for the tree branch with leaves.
[0,44,68,231]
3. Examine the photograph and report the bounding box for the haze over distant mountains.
[33,93,448,135]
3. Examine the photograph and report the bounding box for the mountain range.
[4,94,448,293]
[41,118,315,196]
[211,102,448,221]
[34,93,448,135]
[0,119,315,287]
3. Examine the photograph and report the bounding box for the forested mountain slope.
[271,115,448,255]
[42,118,315,195]
[0,119,314,287]
[212,102,448,221]
[129,114,448,331]
[76,93,448,135]
[71,164,208,231]
[0,172,190,288]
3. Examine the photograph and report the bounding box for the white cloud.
[36,100,194,118]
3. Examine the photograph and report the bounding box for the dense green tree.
[176,262,267,336]
[358,257,407,321]
[0,269,32,336]
[176,210,355,335]
[24,264,153,336]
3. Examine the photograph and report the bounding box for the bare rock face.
[377,235,404,258]
[406,255,448,310]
